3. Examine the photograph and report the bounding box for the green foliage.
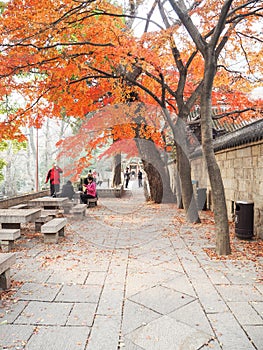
[12,140,27,153]
[0,141,8,151]
[0,1,6,14]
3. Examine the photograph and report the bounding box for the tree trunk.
[112,153,122,187]
[142,159,163,203]
[4,142,16,196]
[176,142,200,222]
[136,138,175,203]
[201,52,231,255]
[163,109,200,222]
[174,166,183,208]
[26,134,34,191]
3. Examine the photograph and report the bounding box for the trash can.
[235,201,254,239]
[197,188,207,210]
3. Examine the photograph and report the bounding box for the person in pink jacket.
[80,176,97,204]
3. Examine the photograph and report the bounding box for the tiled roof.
[213,118,263,151]
[190,118,263,157]
[187,109,260,134]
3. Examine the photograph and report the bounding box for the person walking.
[138,169,143,187]
[45,163,63,197]
[124,167,131,189]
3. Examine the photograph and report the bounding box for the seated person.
[59,180,75,200]
[80,176,97,204]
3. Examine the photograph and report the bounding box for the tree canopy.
[0,0,261,149]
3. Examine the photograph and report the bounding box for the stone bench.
[35,215,52,232]
[63,200,74,214]
[0,229,21,252]
[41,218,67,243]
[87,198,98,208]
[0,252,16,289]
[73,192,81,204]
[72,204,86,217]
[9,204,28,209]
[41,209,60,218]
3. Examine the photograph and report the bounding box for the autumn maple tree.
[0,0,262,255]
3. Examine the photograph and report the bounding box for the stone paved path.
[0,182,262,349]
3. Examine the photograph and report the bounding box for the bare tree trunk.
[136,138,175,203]
[163,109,200,221]
[43,119,53,184]
[174,166,183,208]
[201,54,230,255]
[3,142,16,196]
[112,153,122,187]
[142,159,163,203]
[26,132,35,191]
[29,127,37,191]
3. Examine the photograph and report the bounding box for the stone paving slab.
[168,299,214,334]
[66,302,96,326]
[251,300,263,316]
[86,315,121,350]
[0,324,35,349]
[0,300,28,323]
[14,301,73,325]
[122,299,161,336]
[161,272,196,296]
[255,283,263,294]
[125,262,176,298]
[129,285,196,315]
[55,284,102,303]
[14,282,61,302]
[85,271,107,285]
[207,311,257,350]
[47,269,88,284]
[125,315,213,350]
[243,325,263,350]
[216,284,263,302]
[13,268,52,284]
[96,284,124,316]
[26,326,90,350]
[227,301,263,325]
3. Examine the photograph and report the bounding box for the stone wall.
[0,190,49,209]
[191,140,263,238]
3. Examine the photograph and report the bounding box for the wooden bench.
[87,197,98,208]
[0,252,16,289]
[41,218,67,243]
[72,204,86,217]
[0,229,21,252]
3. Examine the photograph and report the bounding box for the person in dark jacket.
[45,163,63,197]
[124,167,131,189]
[60,180,75,200]
[138,169,143,187]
